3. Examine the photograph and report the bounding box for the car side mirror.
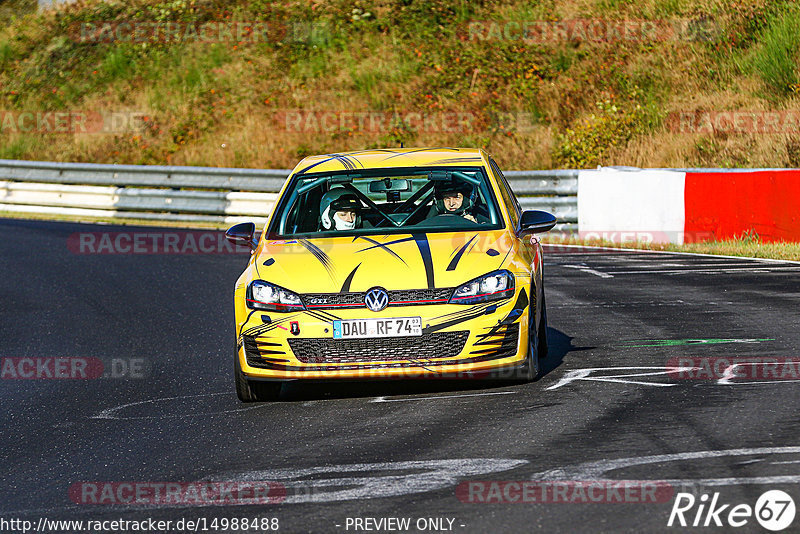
[517,210,557,238]
[225,222,257,251]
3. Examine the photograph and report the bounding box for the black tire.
[516,282,543,383]
[235,349,282,402]
[538,290,549,360]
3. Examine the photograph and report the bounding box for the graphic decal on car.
[426,157,484,165]
[446,235,479,271]
[423,303,501,334]
[478,289,528,339]
[298,239,336,279]
[303,308,342,323]
[469,323,520,360]
[240,314,302,338]
[354,235,411,265]
[378,147,461,161]
[339,263,361,293]
[243,335,287,358]
[412,233,435,289]
[296,153,364,174]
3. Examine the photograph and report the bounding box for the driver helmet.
[434,180,473,215]
[319,188,362,230]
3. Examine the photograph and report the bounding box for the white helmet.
[319,188,362,230]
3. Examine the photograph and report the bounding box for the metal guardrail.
[0,159,289,191]
[0,159,580,228]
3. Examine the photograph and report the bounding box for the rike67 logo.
[668,490,796,531]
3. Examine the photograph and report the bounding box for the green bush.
[0,40,13,68]
[552,100,647,168]
[0,136,38,159]
[751,8,800,97]
[0,0,35,26]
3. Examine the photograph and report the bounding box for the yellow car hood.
[254,230,521,293]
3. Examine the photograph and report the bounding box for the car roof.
[291,147,489,175]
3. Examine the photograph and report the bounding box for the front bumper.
[235,286,532,380]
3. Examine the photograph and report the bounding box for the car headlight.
[449,270,515,304]
[246,280,305,311]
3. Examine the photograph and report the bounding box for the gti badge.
[364,287,389,312]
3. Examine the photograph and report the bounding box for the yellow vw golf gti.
[226,148,557,401]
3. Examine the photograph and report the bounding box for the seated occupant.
[319,189,364,231]
[431,180,481,223]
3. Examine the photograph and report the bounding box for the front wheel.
[235,349,282,402]
[517,286,545,382]
[538,290,548,360]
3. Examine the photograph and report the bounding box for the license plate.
[332,317,422,339]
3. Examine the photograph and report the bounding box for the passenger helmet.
[319,188,362,230]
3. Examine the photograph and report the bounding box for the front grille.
[288,331,469,363]
[389,288,453,304]
[302,288,453,309]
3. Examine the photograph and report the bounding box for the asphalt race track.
[2,218,800,533]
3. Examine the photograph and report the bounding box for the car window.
[269,167,505,237]
[488,157,521,228]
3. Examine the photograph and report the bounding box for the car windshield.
[269,167,504,237]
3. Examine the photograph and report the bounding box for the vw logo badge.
[364,287,389,312]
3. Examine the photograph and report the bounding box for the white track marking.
[90,392,268,420]
[603,262,781,269]
[547,365,800,391]
[3,459,529,512]
[551,300,737,309]
[545,367,695,390]
[219,458,528,504]
[370,391,515,403]
[532,447,800,487]
[720,363,772,385]
[545,243,800,265]
[606,266,800,275]
[563,264,614,278]
[734,459,764,466]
